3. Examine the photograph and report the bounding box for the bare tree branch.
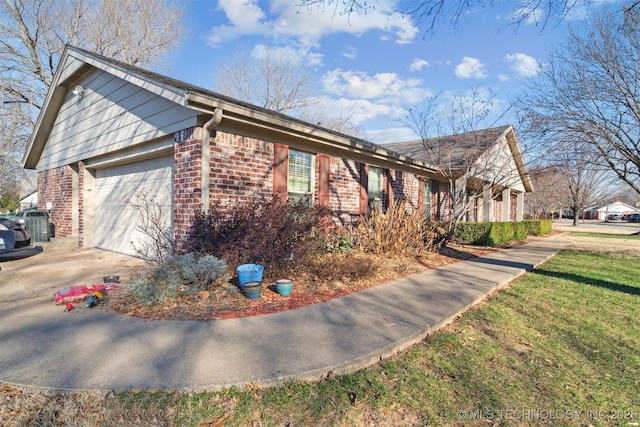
[298,0,585,34]
[521,5,640,196]
[0,0,186,203]
[400,87,521,239]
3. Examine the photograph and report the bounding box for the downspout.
[201,108,223,212]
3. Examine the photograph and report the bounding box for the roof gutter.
[184,92,439,178]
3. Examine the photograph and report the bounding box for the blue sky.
[164,0,607,144]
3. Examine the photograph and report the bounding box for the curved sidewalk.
[0,237,569,391]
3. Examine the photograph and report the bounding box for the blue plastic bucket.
[236,264,264,286]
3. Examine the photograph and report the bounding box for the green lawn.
[105,247,640,426]
[568,231,640,240]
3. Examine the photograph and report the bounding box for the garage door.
[95,156,173,256]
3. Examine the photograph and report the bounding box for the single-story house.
[22,45,532,257]
[385,126,532,223]
[582,201,640,220]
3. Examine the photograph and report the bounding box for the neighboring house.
[22,46,532,257]
[18,191,38,211]
[385,126,533,223]
[582,201,640,220]
[17,175,38,210]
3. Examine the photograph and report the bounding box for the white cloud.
[312,96,406,126]
[322,69,432,104]
[409,59,429,72]
[455,57,487,79]
[208,0,267,45]
[505,53,540,77]
[498,74,510,82]
[342,46,357,59]
[369,127,418,144]
[207,0,419,48]
[506,5,544,26]
[244,43,324,68]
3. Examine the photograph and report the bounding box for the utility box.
[15,210,51,242]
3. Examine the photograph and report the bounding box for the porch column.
[516,192,525,221]
[502,188,511,222]
[482,184,492,222]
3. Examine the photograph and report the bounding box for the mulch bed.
[107,244,500,321]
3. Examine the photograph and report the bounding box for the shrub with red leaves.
[185,196,332,278]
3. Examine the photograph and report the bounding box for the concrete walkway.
[0,237,570,391]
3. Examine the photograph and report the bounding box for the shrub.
[350,200,445,256]
[129,189,175,265]
[319,229,354,253]
[522,219,553,236]
[185,196,331,278]
[127,253,229,306]
[454,222,492,245]
[454,221,530,246]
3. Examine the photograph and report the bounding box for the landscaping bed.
[107,244,497,321]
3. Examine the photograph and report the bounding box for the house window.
[424,178,432,219]
[288,150,314,203]
[368,166,383,213]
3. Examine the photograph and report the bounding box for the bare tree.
[0,0,186,192]
[552,138,613,225]
[0,102,30,201]
[215,45,316,115]
[215,44,362,136]
[397,88,523,239]
[521,6,640,196]
[525,165,564,219]
[298,0,596,33]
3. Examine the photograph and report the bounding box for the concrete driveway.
[0,238,145,304]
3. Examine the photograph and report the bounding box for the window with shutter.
[368,166,383,213]
[288,150,314,204]
[423,178,432,219]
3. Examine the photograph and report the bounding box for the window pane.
[368,167,382,198]
[368,167,383,213]
[424,179,432,219]
[288,151,313,201]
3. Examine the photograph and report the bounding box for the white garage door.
[95,156,173,256]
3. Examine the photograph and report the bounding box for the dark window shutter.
[318,154,330,207]
[359,163,369,216]
[418,177,424,216]
[273,144,289,198]
[385,169,393,208]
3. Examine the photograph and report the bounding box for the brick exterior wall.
[37,165,73,237]
[209,131,274,206]
[327,157,362,225]
[35,124,429,253]
[386,169,421,214]
[431,180,452,221]
[173,127,202,251]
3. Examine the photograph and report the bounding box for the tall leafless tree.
[215,45,316,115]
[551,138,613,225]
[525,165,564,219]
[215,44,362,136]
[399,87,523,238]
[521,6,640,196]
[0,0,186,200]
